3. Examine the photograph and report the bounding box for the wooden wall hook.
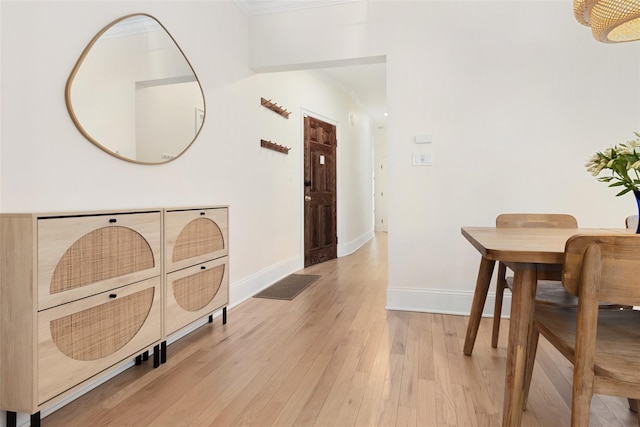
[261,139,290,154]
[260,97,291,119]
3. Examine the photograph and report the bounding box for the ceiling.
[234,0,387,129]
[317,62,387,128]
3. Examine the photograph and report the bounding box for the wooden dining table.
[461,226,630,427]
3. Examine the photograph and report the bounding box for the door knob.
[305,196,312,201]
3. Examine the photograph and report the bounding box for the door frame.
[299,108,341,268]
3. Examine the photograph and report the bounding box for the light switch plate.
[412,152,432,166]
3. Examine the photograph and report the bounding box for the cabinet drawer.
[164,207,228,273]
[37,276,161,405]
[37,211,161,310]
[165,257,228,336]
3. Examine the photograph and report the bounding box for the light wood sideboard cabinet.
[163,207,229,340]
[0,210,163,424]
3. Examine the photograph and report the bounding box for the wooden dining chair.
[524,234,640,425]
[491,213,578,348]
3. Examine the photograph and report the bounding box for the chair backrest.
[562,234,640,307]
[626,215,638,230]
[496,213,578,229]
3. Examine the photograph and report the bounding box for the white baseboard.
[230,230,374,306]
[337,230,374,257]
[386,286,512,317]
[229,255,302,306]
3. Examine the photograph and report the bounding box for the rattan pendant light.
[574,0,640,42]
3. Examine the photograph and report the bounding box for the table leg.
[463,256,496,356]
[502,264,537,427]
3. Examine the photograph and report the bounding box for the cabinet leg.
[153,344,160,368]
[7,411,16,427]
[223,307,227,325]
[4,409,40,426]
[136,349,151,365]
[31,412,41,427]
[161,341,167,364]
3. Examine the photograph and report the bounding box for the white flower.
[587,132,640,196]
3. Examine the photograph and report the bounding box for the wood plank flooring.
[42,233,639,426]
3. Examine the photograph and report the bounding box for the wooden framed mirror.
[65,14,205,164]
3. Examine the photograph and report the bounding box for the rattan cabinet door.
[164,207,228,273]
[37,276,161,405]
[165,257,229,336]
[38,212,161,310]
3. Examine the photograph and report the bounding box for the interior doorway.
[303,115,337,267]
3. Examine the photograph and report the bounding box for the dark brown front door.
[304,116,337,267]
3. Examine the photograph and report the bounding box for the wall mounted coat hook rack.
[260,97,291,118]
[261,139,290,154]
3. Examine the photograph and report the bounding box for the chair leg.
[629,399,640,425]
[523,326,540,411]
[571,393,593,427]
[571,363,594,427]
[492,262,507,348]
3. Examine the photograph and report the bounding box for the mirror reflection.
[66,14,205,164]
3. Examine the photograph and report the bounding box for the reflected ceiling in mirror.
[66,14,205,164]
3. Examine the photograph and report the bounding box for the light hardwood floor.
[42,233,638,426]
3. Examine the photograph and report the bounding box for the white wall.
[248,0,640,314]
[0,1,374,422]
[0,0,373,290]
[2,0,638,420]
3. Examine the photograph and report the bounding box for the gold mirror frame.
[65,13,206,164]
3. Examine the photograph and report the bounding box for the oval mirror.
[66,14,205,164]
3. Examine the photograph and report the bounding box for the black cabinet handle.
[109,218,117,223]
[201,266,206,270]
[109,294,117,299]
[200,212,205,216]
